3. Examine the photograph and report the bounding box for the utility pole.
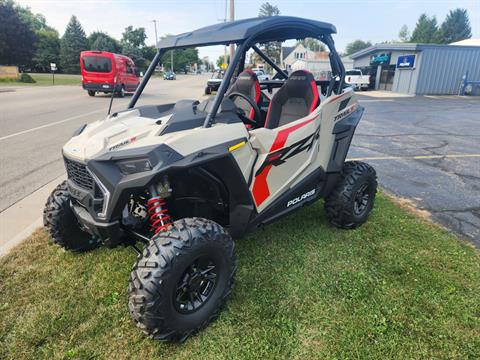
[229,0,235,62]
[151,20,158,45]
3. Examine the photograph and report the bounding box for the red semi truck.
[80,51,140,97]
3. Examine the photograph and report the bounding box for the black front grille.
[64,158,95,191]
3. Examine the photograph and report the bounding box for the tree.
[0,0,37,66]
[32,29,60,72]
[344,40,372,56]
[141,45,157,62]
[121,26,147,48]
[254,2,281,69]
[161,48,199,72]
[410,14,439,43]
[398,24,410,42]
[259,2,280,17]
[438,8,472,44]
[60,15,88,73]
[297,38,326,52]
[89,31,121,53]
[217,54,230,68]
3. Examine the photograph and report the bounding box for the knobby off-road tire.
[324,161,377,229]
[128,218,236,342]
[43,181,100,252]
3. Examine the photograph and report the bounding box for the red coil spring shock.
[147,185,172,234]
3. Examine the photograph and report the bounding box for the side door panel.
[249,112,321,212]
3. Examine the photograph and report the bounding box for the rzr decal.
[255,128,319,176]
[252,119,319,206]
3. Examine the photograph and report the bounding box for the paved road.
[1,79,479,247]
[0,75,209,211]
[351,95,480,247]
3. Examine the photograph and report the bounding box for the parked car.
[252,68,269,81]
[205,69,224,94]
[164,71,176,80]
[344,69,369,91]
[80,51,140,97]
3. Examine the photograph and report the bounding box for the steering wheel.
[227,92,262,126]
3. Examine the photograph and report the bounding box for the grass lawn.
[0,193,479,359]
[0,73,81,86]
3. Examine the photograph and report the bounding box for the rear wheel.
[324,161,377,229]
[128,218,236,342]
[205,86,211,95]
[87,90,95,97]
[43,181,101,252]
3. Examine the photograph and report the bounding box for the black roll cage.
[128,33,345,128]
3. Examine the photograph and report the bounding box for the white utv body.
[45,16,377,342]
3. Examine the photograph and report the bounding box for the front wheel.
[43,181,101,252]
[205,86,211,95]
[128,218,236,342]
[324,161,377,229]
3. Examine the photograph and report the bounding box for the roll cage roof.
[157,16,336,49]
[128,16,345,127]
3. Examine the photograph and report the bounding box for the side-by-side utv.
[44,16,377,342]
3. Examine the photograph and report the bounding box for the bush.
[18,73,36,83]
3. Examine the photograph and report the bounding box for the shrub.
[18,73,36,83]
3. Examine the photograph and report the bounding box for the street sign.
[396,55,416,69]
[50,63,57,71]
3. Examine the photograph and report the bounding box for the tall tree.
[121,26,147,48]
[258,2,280,17]
[60,15,88,73]
[255,2,281,69]
[410,14,439,43]
[438,8,472,44]
[161,48,199,72]
[398,24,410,42]
[89,31,121,53]
[32,28,60,72]
[344,40,372,56]
[297,38,326,52]
[0,0,37,66]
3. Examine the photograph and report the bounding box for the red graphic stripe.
[252,117,315,206]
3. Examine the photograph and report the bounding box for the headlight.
[117,158,152,175]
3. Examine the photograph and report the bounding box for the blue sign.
[396,54,416,69]
[370,52,391,65]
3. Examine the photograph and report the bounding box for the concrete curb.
[0,173,66,257]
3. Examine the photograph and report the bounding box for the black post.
[203,42,246,128]
[251,45,288,79]
[128,49,164,109]
[52,70,55,85]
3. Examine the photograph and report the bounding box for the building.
[291,56,353,79]
[349,43,480,94]
[282,44,333,70]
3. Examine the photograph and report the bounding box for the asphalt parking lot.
[352,94,480,247]
[1,77,479,248]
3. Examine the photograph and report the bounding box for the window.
[126,62,134,74]
[82,56,112,73]
[345,70,361,76]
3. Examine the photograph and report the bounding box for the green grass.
[0,73,81,86]
[0,193,479,359]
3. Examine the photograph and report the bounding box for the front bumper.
[71,202,124,247]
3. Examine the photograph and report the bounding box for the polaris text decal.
[287,188,316,207]
[108,136,137,151]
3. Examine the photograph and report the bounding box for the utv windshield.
[83,56,112,73]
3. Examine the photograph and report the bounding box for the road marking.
[348,154,480,161]
[0,108,105,141]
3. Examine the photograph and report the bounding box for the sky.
[17,0,480,62]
